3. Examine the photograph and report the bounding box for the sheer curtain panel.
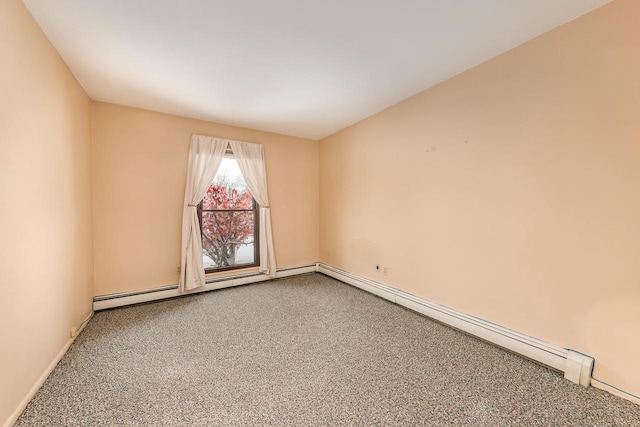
[179,135,228,292]
[229,140,277,277]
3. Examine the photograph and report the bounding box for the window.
[198,154,259,273]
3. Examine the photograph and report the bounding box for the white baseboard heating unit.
[93,262,594,387]
[93,265,317,311]
[316,263,594,387]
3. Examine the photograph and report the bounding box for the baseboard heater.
[93,262,593,387]
[316,263,594,387]
[92,265,317,311]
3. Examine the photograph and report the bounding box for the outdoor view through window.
[199,157,258,272]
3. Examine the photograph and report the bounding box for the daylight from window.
[200,157,256,270]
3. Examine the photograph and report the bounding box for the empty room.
[1,0,639,425]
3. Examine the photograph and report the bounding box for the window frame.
[197,155,260,274]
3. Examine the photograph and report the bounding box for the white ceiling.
[23,0,610,140]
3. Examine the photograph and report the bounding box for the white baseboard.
[93,265,317,311]
[592,378,640,405]
[99,261,594,388]
[3,311,93,427]
[317,263,594,387]
[9,263,636,427]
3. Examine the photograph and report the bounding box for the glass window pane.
[202,158,253,210]
[201,211,255,269]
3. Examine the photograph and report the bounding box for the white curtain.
[229,140,277,278]
[179,135,228,292]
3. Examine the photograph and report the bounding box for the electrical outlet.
[383,266,388,276]
[176,266,181,274]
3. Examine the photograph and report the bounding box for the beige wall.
[320,0,640,396]
[0,0,94,425]
[92,102,319,295]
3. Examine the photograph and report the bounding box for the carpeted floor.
[16,273,640,426]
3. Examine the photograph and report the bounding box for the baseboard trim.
[89,263,610,389]
[9,264,635,426]
[317,263,594,387]
[591,378,640,405]
[93,264,317,311]
[3,311,93,427]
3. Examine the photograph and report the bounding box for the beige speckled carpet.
[16,274,640,426]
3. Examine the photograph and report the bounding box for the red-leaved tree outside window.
[198,156,259,272]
